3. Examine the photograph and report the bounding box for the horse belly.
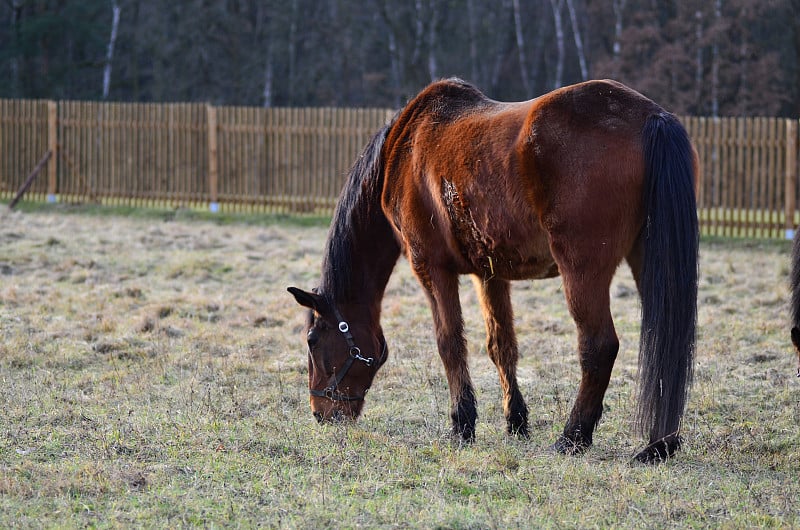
[440,178,557,280]
[474,234,558,281]
[450,211,558,280]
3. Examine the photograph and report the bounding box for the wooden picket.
[1,98,799,238]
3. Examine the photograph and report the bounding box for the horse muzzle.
[310,396,363,423]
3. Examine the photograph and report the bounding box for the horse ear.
[288,287,323,311]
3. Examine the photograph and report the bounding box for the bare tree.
[375,1,404,108]
[102,1,121,100]
[428,0,440,81]
[793,0,800,116]
[565,0,588,80]
[285,0,300,102]
[694,9,704,113]
[490,0,513,93]
[611,0,626,79]
[549,0,566,89]
[512,0,533,97]
[467,0,480,84]
[412,0,424,65]
[711,0,721,117]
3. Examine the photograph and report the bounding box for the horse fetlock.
[505,401,529,438]
[552,428,592,456]
[450,396,477,442]
[633,434,681,464]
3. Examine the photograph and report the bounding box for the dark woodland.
[1,0,798,117]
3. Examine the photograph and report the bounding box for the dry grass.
[1,205,798,528]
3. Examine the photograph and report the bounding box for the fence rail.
[1,99,799,238]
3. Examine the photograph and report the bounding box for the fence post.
[47,101,58,203]
[207,104,219,212]
[786,119,798,239]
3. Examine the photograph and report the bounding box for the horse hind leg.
[552,262,619,455]
[416,264,477,442]
[472,276,529,437]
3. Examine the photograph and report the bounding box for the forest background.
[1,0,799,118]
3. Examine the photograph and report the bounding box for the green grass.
[1,206,798,528]
[1,198,332,228]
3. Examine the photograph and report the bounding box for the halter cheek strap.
[309,309,387,402]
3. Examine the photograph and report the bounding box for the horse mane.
[319,116,397,302]
[317,78,487,304]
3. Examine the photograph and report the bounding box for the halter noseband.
[309,307,387,402]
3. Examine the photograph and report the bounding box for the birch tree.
[428,0,440,81]
[102,1,121,100]
[611,0,626,79]
[565,0,588,80]
[549,0,566,89]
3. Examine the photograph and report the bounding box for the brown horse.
[289,78,699,463]
[789,233,800,375]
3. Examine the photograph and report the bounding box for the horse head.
[288,287,388,422]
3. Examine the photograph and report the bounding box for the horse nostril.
[313,411,324,423]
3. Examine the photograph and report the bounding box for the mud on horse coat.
[289,78,699,463]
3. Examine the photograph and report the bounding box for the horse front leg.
[472,276,529,437]
[415,263,477,442]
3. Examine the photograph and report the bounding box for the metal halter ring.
[350,346,374,366]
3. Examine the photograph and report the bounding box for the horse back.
[381,78,663,280]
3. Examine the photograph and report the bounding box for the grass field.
[1,204,799,528]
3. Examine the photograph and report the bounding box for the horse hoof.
[632,435,681,464]
[550,435,590,456]
[451,425,476,444]
[507,422,529,439]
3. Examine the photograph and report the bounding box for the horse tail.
[790,233,800,354]
[636,112,699,447]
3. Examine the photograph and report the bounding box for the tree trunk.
[103,1,121,100]
[565,0,588,80]
[611,0,625,79]
[550,0,565,89]
[491,0,513,92]
[263,42,274,107]
[428,0,440,81]
[794,0,800,116]
[467,0,480,84]
[737,6,749,115]
[711,0,721,117]
[695,9,704,114]
[10,0,24,97]
[412,0,424,65]
[377,0,404,107]
[512,0,533,97]
[288,0,299,103]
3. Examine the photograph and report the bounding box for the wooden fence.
[1,99,799,238]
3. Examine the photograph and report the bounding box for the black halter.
[309,307,387,402]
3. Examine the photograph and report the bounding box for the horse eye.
[307,329,320,348]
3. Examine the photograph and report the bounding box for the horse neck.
[320,189,400,323]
